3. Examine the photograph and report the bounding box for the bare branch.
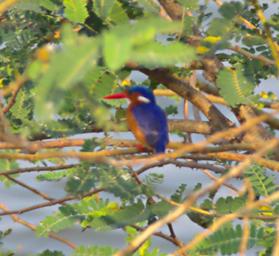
[0,164,76,176]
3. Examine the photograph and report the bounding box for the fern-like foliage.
[36,210,78,237]
[72,245,117,256]
[216,63,255,107]
[245,165,277,197]
[215,196,246,214]
[191,223,264,255]
[65,162,153,201]
[37,249,65,256]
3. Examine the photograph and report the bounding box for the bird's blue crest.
[127,86,156,104]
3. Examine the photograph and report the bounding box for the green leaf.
[192,223,264,255]
[171,184,186,202]
[89,164,153,201]
[215,196,246,214]
[103,32,132,70]
[90,18,190,70]
[39,0,61,11]
[13,0,42,12]
[108,1,129,24]
[9,89,32,122]
[144,173,164,185]
[177,0,199,11]
[64,0,89,23]
[37,169,75,181]
[65,163,96,195]
[243,35,265,47]
[245,165,277,196]
[33,25,100,120]
[36,211,77,237]
[164,105,178,116]
[37,250,65,256]
[14,0,60,12]
[150,201,173,218]
[136,0,159,14]
[207,18,232,36]
[93,0,115,20]
[72,245,117,256]
[219,1,244,19]
[183,16,195,36]
[90,201,147,230]
[216,64,255,107]
[107,17,183,48]
[131,41,196,68]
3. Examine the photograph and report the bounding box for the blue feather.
[131,103,169,153]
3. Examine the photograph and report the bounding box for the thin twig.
[3,175,54,201]
[200,169,238,193]
[230,45,275,66]
[136,159,227,176]
[0,164,77,176]
[0,188,103,216]
[131,225,183,248]
[0,203,76,249]
[3,79,25,113]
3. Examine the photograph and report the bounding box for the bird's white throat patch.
[137,95,150,103]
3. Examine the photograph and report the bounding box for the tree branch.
[0,203,76,249]
[0,164,77,176]
[0,188,103,216]
[157,0,184,20]
[230,45,275,66]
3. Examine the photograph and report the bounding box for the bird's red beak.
[103,92,127,100]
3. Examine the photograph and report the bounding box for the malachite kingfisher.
[104,86,169,153]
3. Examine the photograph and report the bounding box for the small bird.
[104,86,169,153]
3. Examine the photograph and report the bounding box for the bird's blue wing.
[131,104,169,153]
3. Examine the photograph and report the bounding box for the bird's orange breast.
[127,108,147,146]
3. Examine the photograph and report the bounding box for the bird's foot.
[135,144,149,152]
